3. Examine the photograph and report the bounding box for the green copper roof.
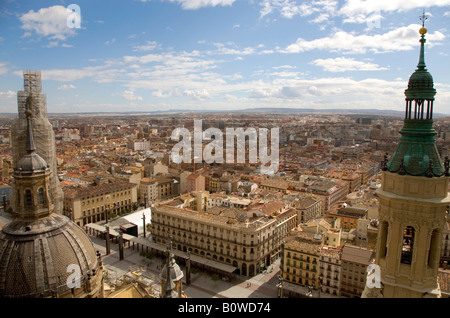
[386,28,445,177]
[387,120,444,176]
[404,34,436,100]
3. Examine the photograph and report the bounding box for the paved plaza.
[89,234,281,298]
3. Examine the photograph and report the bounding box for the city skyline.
[1,1,450,114]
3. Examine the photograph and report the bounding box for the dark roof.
[63,181,136,199]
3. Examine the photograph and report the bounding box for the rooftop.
[341,245,374,265]
[62,181,136,199]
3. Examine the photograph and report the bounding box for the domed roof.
[14,114,49,173]
[0,213,100,298]
[407,69,434,91]
[15,152,48,173]
[160,257,184,282]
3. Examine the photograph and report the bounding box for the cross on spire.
[420,9,427,28]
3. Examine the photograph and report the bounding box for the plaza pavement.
[89,234,281,298]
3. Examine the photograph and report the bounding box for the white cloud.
[247,76,408,111]
[58,84,76,90]
[19,5,78,41]
[43,41,59,48]
[140,0,236,10]
[281,24,445,54]
[105,38,116,46]
[206,42,274,56]
[311,57,388,72]
[38,64,127,83]
[0,62,8,75]
[183,89,211,100]
[260,0,338,19]
[122,90,143,101]
[132,41,161,52]
[339,0,450,17]
[272,65,296,70]
[0,90,16,99]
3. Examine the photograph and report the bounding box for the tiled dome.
[0,214,101,298]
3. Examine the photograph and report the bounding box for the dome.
[15,152,48,173]
[407,69,434,91]
[0,213,102,298]
[159,255,184,282]
[14,114,49,173]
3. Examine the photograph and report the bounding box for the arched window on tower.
[401,226,415,265]
[38,188,45,205]
[379,221,389,258]
[25,189,32,207]
[428,229,440,269]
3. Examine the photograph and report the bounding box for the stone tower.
[10,71,63,214]
[0,105,104,298]
[159,240,186,298]
[363,21,450,298]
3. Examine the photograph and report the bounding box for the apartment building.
[62,181,137,226]
[288,194,322,224]
[127,140,150,151]
[155,175,179,200]
[139,177,158,206]
[319,246,342,297]
[327,206,368,232]
[259,178,289,194]
[151,191,297,276]
[186,173,206,193]
[340,245,374,298]
[280,231,323,297]
[303,177,349,213]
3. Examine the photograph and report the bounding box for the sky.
[0,0,450,114]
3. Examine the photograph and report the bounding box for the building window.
[25,189,32,206]
[38,188,45,205]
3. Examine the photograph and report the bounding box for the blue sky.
[0,0,450,114]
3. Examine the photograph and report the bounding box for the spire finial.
[25,108,36,154]
[417,10,428,70]
[420,9,427,28]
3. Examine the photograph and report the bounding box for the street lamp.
[277,275,284,298]
[319,273,323,298]
[306,285,313,298]
[142,212,146,238]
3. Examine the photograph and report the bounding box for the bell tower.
[363,14,450,298]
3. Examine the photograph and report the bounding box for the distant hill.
[0,107,448,117]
